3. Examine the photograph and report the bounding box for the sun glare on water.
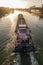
[6,10,22,32]
[6,10,23,24]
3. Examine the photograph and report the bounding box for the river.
[0,11,43,65]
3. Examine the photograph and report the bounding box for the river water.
[0,11,43,65]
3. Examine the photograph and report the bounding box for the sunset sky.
[0,0,43,8]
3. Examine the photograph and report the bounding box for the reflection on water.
[0,11,43,65]
[0,13,18,65]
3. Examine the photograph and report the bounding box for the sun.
[14,0,25,8]
[0,0,26,8]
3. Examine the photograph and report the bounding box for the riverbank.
[30,11,43,18]
[0,7,14,18]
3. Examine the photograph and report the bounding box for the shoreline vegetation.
[0,7,14,18]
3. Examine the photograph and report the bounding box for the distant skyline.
[0,0,43,8]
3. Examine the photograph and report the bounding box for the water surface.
[0,11,43,65]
